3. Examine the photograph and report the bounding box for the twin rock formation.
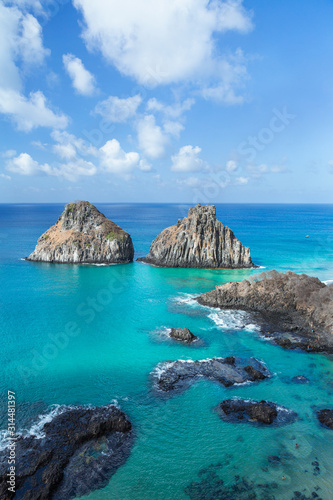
[27,201,134,264]
[27,201,254,268]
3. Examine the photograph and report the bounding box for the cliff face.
[138,204,254,268]
[27,201,134,264]
[197,271,333,349]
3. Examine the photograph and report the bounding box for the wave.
[0,402,120,450]
[173,292,260,332]
[323,280,333,286]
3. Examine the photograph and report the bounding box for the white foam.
[208,310,260,332]
[24,404,75,439]
[323,280,333,286]
[0,402,120,449]
[172,293,198,307]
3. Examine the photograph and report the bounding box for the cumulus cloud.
[6,151,96,181]
[6,152,52,175]
[100,139,140,175]
[51,130,98,160]
[137,115,168,159]
[235,176,249,185]
[225,160,238,172]
[146,98,195,119]
[55,158,97,181]
[171,145,207,173]
[63,53,96,96]
[95,94,142,123]
[73,0,253,101]
[0,89,68,131]
[0,3,68,130]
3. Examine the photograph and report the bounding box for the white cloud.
[235,176,249,185]
[6,152,52,175]
[171,145,207,173]
[0,3,68,131]
[63,53,96,96]
[55,158,97,181]
[100,139,140,175]
[95,94,142,123]
[73,0,253,100]
[0,173,11,180]
[137,115,168,159]
[4,1,44,14]
[2,149,17,158]
[146,98,194,119]
[18,13,50,66]
[51,130,98,160]
[226,160,238,172]
[6,151,97,181]
[0,89,68,131]
[139,159,152,172]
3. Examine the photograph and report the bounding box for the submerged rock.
[219,399,297,426]
[27,201,134,264]
[0,404,132,500]
[317,409,333,429]
[152,357,270,393]
[292,375,310,384]
[197,270,333,353]
[138,204,254,268]
[169,327,197,342]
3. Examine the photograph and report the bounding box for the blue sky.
[0,0,333,203]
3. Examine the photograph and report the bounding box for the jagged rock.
[169,327,197,342]
[0,404,132,500]
[138,204,254,268]
[219,399,297,426]
[197,270,333,353]
[26,201,134,264]
[152,356,270,393]
[317,409,333,429]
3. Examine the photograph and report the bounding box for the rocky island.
[169,327,197,342]
[218,398,297,426]
[27,201,134,264]
[152,356,270,393]
[138,204,254,268]
[0,404,132,500]
[197,270,333,353]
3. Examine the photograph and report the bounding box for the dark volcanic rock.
[152,357,270,393]
[169,327,197,342]
[197,270,333,353]
[27,201,134,264]
[0,404,132,500]
[317,409,333,429]
[138,204,254,269]
[219,399,297,426]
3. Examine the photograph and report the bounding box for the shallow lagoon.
[0,203,333,499]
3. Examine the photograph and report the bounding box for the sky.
[0,0,333,204]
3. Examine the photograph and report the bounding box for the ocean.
[1,203,333,499]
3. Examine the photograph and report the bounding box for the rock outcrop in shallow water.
[27,201,134,264]
[170,327,197,342]
[0,404,132,500]
[219,398,297,426]
[152,356,270,393]
[138,204,254,268]
[317,409,333,429]
[197,270,333,353]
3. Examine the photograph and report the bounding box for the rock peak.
[188,204,216,219]
[138,204,254,269]
[27,201,134,264]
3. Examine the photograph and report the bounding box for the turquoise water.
[1,203,333,499]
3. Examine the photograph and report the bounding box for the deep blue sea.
[1,203,333,499]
